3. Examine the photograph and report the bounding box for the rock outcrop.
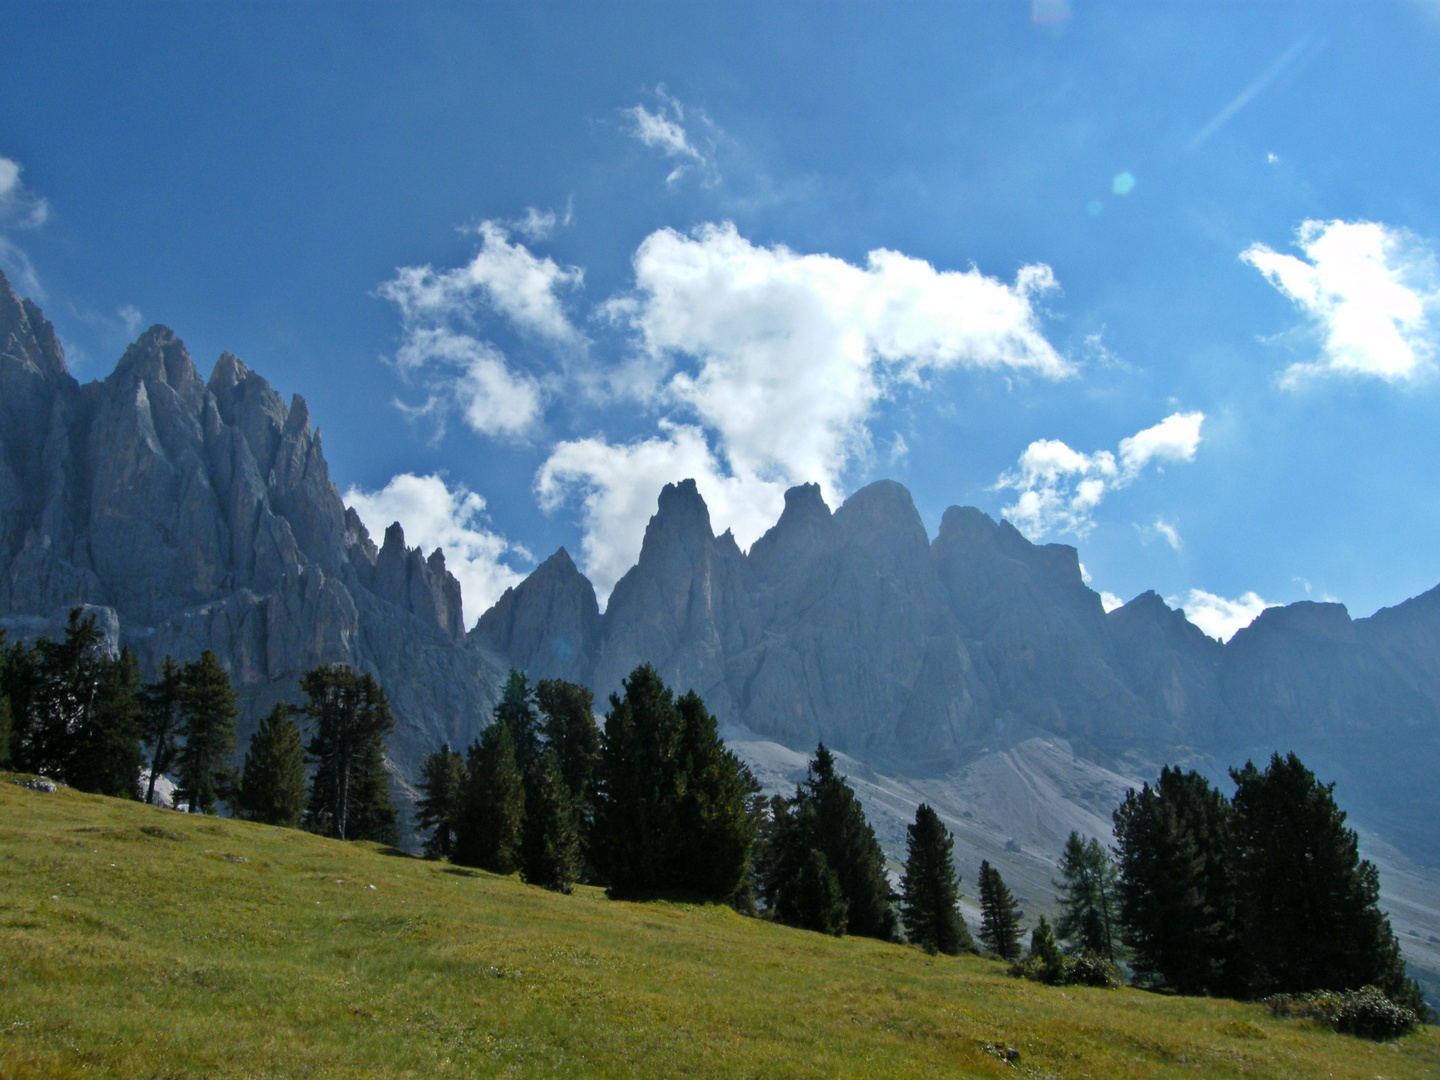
[0,271,505,793]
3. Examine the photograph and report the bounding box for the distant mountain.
[0,270,506,790]
[4,267,1438,873]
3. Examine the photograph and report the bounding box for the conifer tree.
[9,609,104,778]
[416,743,467,859]
[900,803,973,955]
[592,664,756,900]
[68,646,144,799]
[300,665,396,842]
[235,704,306,827]
[764,744,899,941]
[453,720,525,874]
[173,650,238,814]
[1054,831,1120,961]
[0,630,11,769]
[536,680,599,807]
[519,749,580,891]
[140,657,185,805]
[977,860,1024,960]
[495,669,541,781]
[1025,915,1068,984]
[1112,766,1240,995]
[1230,752,1423,1010]
[778,846,849,935]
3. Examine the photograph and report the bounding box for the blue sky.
[3,1,1439,637]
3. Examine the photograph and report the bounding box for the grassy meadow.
[1,773,1436,1080]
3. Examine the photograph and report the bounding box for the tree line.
[0,609,398,843]
[4,616,1424,1022]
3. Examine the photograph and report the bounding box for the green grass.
[1,774,1436,1080]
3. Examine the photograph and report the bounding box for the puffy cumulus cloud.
[1100,591,1125,613]
[379,220,585,440]
[997,411,1203,539]
[541,223,1071,599]
[536,421,786,604]
[1177,588,1273,642]
[343,473,529,627]
[623,88,715,185]
[1243,219,1440,386]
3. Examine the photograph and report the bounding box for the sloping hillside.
[2,776,1435,1080]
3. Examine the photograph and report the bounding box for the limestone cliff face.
[0,271,503,784]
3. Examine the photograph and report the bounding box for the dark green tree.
[494,669,541,781]
[8,609,104,778]
[1022,915,1069,984]
[536,679,599,807]
[977,860,1024,960]
[173,650,238,815]
[300,664,397,842]
[235,704,307,827]
[1230,752,1423,1010]
[139,657,185,805]
[0,630,11,768]
[453,720,525,874]
[900,803,973,955]
[1112,766,1240,995]
[778,846,849,935]
[1054,831,1120,961]
[68,647,144,799]
[416,743,467,859]
[592,664,757,901]
[764,744,899,941]
[519,749,580,891]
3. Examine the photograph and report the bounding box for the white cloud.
[1101,591,1125,613]
[1146,517,1182,550]
[1242,219,1440,385]
[623,88,717,185]
[117,304,143,339]
[0,153,49,297]
[379,220,586,439]
[996,411,1203,540]
[510,200,572,243]
[1177,588,1273,642]
[343,473,529,627]
[536,421,786,604]
[540,222,1071,598]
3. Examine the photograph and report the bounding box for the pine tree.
[1054,831,1120,961]
[764,744,899,941]
[9,609,105,779]
[416,743,467,859]
[536,679,599,805]
[1025,915,1068,984]
[235,704,306,827]
[495,669,541,781]
[1112,766,1240,995]
[68,647,144,799]
[977,860,1024,960]
[1231,752,1423,1008]
[139,657,185,805]
[778,847,849,935]
[453,721,525,874]
[519,749,580,891]
[900,803,973,955]
[592,664,757,901]
[300,665,396,842]
[0,630,12,769]
[173,650,238,814]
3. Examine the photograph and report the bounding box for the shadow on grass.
[443,866,482,878]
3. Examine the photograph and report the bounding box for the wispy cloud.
[996,412,1204,540]
[623,87,718,186]
[1185,36,1315,153]
[1177,588,1273,642]
[0,153,50,297]
[1243,219,1439,386]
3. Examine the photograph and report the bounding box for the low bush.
[1265,985,1422,1041]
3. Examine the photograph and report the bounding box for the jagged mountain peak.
[0,268,67,380]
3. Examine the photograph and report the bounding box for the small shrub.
[1265,985,1421,1041]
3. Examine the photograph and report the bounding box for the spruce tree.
[12,609,105,779]
[1230,752,1423,1009]
[536,679,599,807]
[900,803,973,955]
[519,749,580,891]
[416,743,467,859]
[764,744,899,941]
[235,704,307,827]
[68,647,144,799]
[453,721,525,874]
[173,650,238,814]
[494,669,541,781]
[977,860,1024,960]
[0,630,11,768]
[1025,915,1068,984]
[140,657,185,805]
[1054,831,1120,961]
[301,665,396,842]
[778,847,848,935]
[592,664,756,900]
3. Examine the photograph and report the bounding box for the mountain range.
[3,268,1438,990]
